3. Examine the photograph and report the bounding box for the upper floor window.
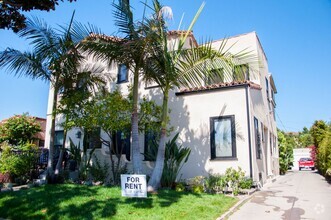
[210,115,236,160]
[254,117,262,159]
[265,77,269,99]
[233,64,249,81]
[117,64,128,83]
[205,68,224,85]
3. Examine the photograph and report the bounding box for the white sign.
[121,174,147,198]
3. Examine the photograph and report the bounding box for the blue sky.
[0,0,331,132]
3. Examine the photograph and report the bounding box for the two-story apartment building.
[45,31,278,184]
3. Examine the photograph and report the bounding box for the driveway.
[228,171,331,220]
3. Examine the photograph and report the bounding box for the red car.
[298,158,315,171]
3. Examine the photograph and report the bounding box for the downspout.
[245,86,253,178]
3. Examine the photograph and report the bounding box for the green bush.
[239,177,253,190]
[224,167,245,196]
[205,174,226,194]
[0,143,38,183]
[187,176,205,193]
[89,156,109,183]
[175,182,186,192]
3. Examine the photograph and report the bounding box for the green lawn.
[0,184,237,220]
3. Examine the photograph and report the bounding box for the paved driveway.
[228,171,331,220]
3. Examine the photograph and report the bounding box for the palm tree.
[81,0,150,173]
[143,0,256,191]
[0,13,103,177]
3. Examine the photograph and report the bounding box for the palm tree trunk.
[55,120,68,175]
[47,84,58,177]
[148,87,169,191]
[131,68,142,174]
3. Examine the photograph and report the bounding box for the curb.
[217,193,255,220]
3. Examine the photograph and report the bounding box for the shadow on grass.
[0,184,120,220]
[0,185,204,219]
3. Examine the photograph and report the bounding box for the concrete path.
[228,170,331,220]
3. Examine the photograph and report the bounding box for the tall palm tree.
[0,13,103,177]
[81,0,150,173]
[144,0,256,191]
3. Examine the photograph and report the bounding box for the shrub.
[175,182,186,192]
[205,174,226,194]
[187,176,205,193]
[239,177,253,190]
[0,143,39,184]
[143,133,191,188]
[89,156,109,184]
[224,167,245,196]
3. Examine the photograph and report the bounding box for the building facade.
[45,31,278,184]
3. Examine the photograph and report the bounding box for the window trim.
[117,64,129,84]
[210,115,237,160]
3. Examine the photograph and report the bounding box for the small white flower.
[314,203,325,214]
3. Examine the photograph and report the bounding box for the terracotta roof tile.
[87,30,198,46]
[177,81,262,94]
[87,33,123,42]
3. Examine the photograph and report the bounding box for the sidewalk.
[225,171,331,220]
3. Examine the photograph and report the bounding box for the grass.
[0,184,237,220]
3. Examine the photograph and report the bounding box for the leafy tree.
[310,120,329,148]
[65,89,162,184]
[0,14,102,176]
[0,0,76,32]
[143,0,255,191]
[298,127,313,148]
[278,129,294,174]
[0,113,41,146]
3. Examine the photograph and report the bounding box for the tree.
[0,0,76,32]
[298,127,313,148]
[65,89,162,184]
[0,113,41,146]
[143,0,255,191]
[81,0,151,174]
[277,129,294,174]
[0,14,101,177]
[310,120,329,148]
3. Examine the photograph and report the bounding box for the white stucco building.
[45,31,278,184]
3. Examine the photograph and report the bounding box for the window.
[269,132,273,155]
[111,130,131,161]
[54,130,64,162]
[210,115,236,159]
[265,77,269,99]
[233,64,249,81]
[83,128,102,149]
[144,129,158,161]
[117,64,128,83]
[254,117,262,159]
[205,68,224,85]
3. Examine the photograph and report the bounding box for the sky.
[0,0,331,132]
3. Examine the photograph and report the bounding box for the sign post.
[121,174,147,198]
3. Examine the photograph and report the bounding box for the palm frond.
[18,16,60,60]
[0,48,50,81]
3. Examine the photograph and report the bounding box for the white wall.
[292,148,311,170]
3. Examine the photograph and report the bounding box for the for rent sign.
[121,174,147,198]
